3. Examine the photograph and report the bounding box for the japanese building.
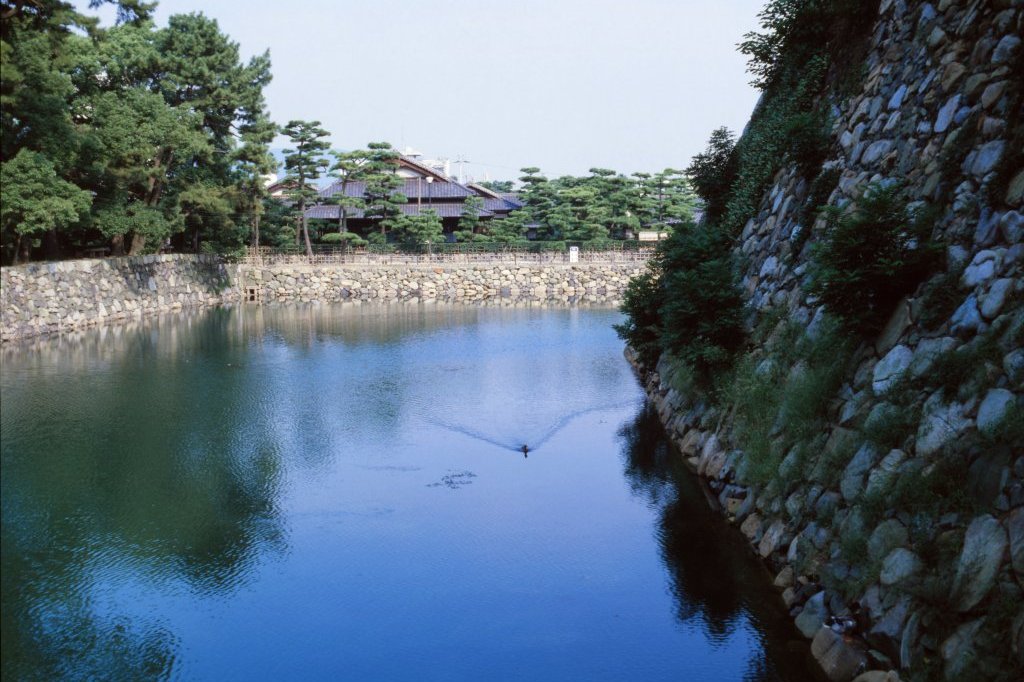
[305,154,523,237]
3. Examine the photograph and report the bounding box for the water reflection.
[618,403,811,681]
[3,304,809,681]
[2,309,286,680]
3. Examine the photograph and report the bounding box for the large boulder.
[941,618,985,680]
[950,515,1008,611]
[880,548,922,586]
[976,388,1015,433]
[796,591,829,639]
[1006,507,1024,580]
[872,345,913,394]
[841,443,880,501]
[915,393,971,456]
[868,519,909,561]
[865,449,906,498]
[812,626,868,681]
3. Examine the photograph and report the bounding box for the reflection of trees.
[1,308,286,680]
[618,403,810,682]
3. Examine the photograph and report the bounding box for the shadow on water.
[617,402,814,682]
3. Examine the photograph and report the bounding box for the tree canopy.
[1,0,274,262]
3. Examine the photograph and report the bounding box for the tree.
[328,148,371,234]
[281,120,330,257]
[485,211,527,243]
[686,128,737,224]
[79,87,207,254]
[517,167,555,238]
[389,210,442,247]
[477,180,513,193]
[455,195,485,241]
[0,3,275,261]
[0,150,92,263]
[546,185,609,241]
[361,142,406,236]
[234,110,277,249]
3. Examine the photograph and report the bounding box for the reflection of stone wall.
[237,263,644,305]
[629,1,1023,680]
[1,255,239,342]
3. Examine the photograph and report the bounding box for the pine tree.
[281,120,330,258]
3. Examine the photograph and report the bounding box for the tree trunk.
[129,233,146,255]
[44,228,60,260]
[252,210,261,248]
[301,212,313,258]
[12,234,23,265]
[110,233,126,257]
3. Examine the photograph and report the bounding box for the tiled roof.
[306,203,493,220]
[482,197,520,213]
[319,178,474,200]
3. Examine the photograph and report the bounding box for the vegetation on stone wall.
[809,182,942,336]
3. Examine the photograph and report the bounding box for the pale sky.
[85,0,766,181]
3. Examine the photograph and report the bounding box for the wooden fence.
[241,243,656,266]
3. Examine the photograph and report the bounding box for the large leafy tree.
[0,3,275,261]
[0,150,92,263]
[281,120,330,257]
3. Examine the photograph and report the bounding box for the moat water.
[1,304,810,680]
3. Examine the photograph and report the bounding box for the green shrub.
[658,223,747,382]
[793,166,842,258]
[615,269,663,369]
[810,182,942,336]
[916,269,963,330]
[320,231,368,247]
[784,108,831,177]
[686,127,738,223]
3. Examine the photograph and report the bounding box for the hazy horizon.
[83,0,765,181]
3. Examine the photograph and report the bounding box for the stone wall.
[0,254,239,342]
[0,256,645,342]
[236,262,644,305]
[634,1,1023,681]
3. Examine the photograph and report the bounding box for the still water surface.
[1,304,808,681]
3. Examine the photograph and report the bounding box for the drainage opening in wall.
[246,287,261,302]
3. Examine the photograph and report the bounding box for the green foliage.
[730,314,853,486]
[614,270,663,369]
[281,119,330,256]
[457,195,485,236]
[810,183,942,336]
[514,166,694,240]
[483,211,527,242]
[320,231,367,247]
[0,150,92,261]
[658,224,747,381]
[685,127,737,223]
[915,269,963,330]
[361,142,406,233]
[793,165,842,259]
[388,210,443,246]
[477,180,513,193]
[783,107,831,176]
[0,3,275,260]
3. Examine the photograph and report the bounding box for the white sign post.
[568,246,579,263]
